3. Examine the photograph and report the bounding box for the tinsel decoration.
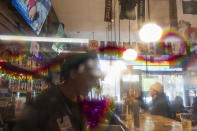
[79,99,115,128]
[99,45,126,57]
[0,41,27,62]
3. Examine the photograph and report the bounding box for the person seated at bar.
[134,87,147,111]
[121,92,128,114]
[171,96,187,120]
[127,88,135,114]
[13,51,102,131]
[149,82,171,118]
[192,96,197,126]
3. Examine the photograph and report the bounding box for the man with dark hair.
[13,51,101,131]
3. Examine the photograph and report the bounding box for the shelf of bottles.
[1,55,49,95]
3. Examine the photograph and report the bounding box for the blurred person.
[121,92,128,114]
[127,88,135,114]
[171,96,187,120]
[149,82,171,118]
[13,51,101,131]
[26,88,33,105]
[192,96,197,126]
[134,88,147,111]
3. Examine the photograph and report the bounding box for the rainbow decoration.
[0,28,194,81]
[136,28,191,67]
[159,28,190,56]
[99,45,126,57]
[0,54,65,81]
[0,53,93,82]
[0,40,28,62]
[0,59,33,81]
[97,28,191,68]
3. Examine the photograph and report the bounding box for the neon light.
[0,35,89,44]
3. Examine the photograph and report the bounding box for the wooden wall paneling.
[0,13,18,33]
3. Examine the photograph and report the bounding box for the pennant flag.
[182,0,197,14]
[104,0,112,22]
[119,0,137,20]
[137,0,145,29]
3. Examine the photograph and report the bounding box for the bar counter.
[119,113,197,131]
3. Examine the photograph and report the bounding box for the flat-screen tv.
[12,0,51,35]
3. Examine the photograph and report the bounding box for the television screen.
[12,0,51,35]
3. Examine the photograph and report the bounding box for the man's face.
[73,59,101,97]
[149,89,157,99]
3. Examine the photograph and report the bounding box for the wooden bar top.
[120,113,197,131]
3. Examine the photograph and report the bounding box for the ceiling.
[51,0,197,42]
[51,0,146,42]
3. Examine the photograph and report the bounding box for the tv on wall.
[12,0,51,35]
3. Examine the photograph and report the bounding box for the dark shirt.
[136,97,147,111]
[126,96,134,114]
[150,93,171,118]
[192,97,197,125]
[13,87,85,131]
[171,103,187,121]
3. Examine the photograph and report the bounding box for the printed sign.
[89,40,99,50]
[12,0,51,35]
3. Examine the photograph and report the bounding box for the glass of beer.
[180,113,192,130]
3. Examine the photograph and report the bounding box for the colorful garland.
[136,28,191,67]
[79,98,115,128]
[0,40,27,62]
[99,45,126,57]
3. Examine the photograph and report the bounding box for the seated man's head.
[149,82,163,99]
[60,51,101,99]
[174,96,183,105]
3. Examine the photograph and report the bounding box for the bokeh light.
[123,49,137,61]
[139,23,163,42]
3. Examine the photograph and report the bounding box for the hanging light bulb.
[123,49,137,61]
[139,23,163,42]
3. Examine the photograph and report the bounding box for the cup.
[180,113,192,130]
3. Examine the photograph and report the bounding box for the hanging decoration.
[119,0,137,20]
[137,28,191,68]
[104,0,112,22]
[89,40,99,50]
[0,53,66,81]
[79,98,115,128]
[0,40,28,62]
[137,0,145,29]
[99,44,126,57]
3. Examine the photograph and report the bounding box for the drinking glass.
[180,113,192,131]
